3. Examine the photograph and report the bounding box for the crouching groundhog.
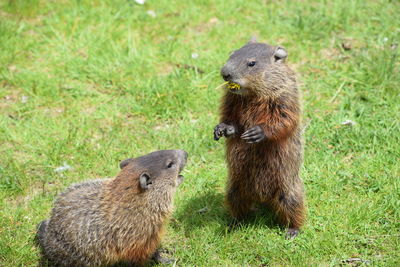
[37,149,188,266]
[214,39,306,238]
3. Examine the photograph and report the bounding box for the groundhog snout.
[221,65,234,81]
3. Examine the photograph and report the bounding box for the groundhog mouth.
[227,82,240,90]
[225,82,244,94]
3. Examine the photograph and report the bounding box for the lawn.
[0,0,399,266]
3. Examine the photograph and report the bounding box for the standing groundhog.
[37,149,188,266]
[214,39,305,238]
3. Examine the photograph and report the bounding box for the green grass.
[0,0,399,265]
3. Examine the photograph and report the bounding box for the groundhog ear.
[247,36,257,44]
[274,47,287,62]
[120,158,133,169]
[139,173,152,190]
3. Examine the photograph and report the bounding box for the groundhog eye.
[167,162,174,168]
[247,61,256,67]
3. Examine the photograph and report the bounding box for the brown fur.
[217,42,306,235]
[37,150,187,266]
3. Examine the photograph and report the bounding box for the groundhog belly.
[227,136,300,202]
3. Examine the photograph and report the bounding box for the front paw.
[241,126,266,143]
[214,123,236,141]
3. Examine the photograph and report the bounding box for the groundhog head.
[118,150,188,192]
[221,38,289,96]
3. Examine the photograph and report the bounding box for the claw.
[214,122,236,140]
[152,248,175,264]
[286,228,299,239]
[241,126,265,143]
[213,125,223,141]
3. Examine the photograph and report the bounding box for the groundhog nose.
[221,66,232,81]
[223,74,231,81]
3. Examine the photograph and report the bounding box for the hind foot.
[152,248,175,264]
[285,228,300,239]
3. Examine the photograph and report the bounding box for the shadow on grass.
[173,190,282,237]
[37,250,165,267]
[36,191,284,266]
